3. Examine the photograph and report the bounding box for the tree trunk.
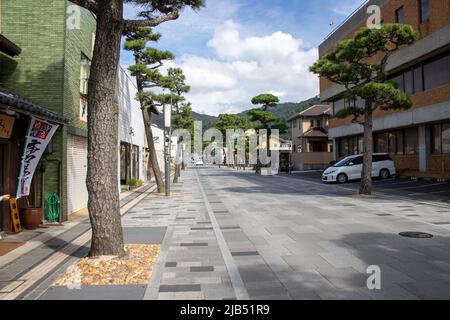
[360,101,374,195]
[87,1,125,258]
[144,109,165,193]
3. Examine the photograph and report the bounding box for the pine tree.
[124,26,174,194]
[162,68,191,183]
[310,24,418,195]
[249,94,288,168]
[69,0,204,257]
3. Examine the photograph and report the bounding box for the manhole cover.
[399,232,433,239]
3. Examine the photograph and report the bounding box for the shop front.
[0,88,66,233]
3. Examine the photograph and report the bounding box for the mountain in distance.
[153,96,321,131]
[237,96,321,124]
[153,111,219,129]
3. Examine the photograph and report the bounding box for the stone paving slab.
[39,285,147,300]
[123,227,167,244]
[194,166,450,300]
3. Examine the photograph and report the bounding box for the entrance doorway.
[0,143,5,232]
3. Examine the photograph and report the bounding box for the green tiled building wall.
[0,0,96,218]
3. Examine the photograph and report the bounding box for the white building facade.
[117,66,148,185]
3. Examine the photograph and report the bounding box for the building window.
[317,119,322,128]
[388,50,450,94]
[396,130,404,155]
[395,6,405,24]
[443,123,450,154]
[375,132,389,153]
[340,139,349,157]
[413,66,424,93]
[80,54,91,96]
[419,0,429,23]
[404,70,414,95]
[404,127,419,155]
[333,99,345,115]
[423,53,450,91]
[432,122,450,154]
[388,132,397,154]
[358,136,364,154]
[79,97,88,123]
[390,73,405,92]
[432,124,442,154]
[292,120,297,129]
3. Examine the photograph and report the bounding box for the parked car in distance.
[322,153,396,184]
[195,160,205,166]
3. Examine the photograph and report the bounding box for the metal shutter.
[67,135,88,214]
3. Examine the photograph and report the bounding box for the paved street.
[288,171,450,204]
[169,167,450,300]
[4,166,450,300]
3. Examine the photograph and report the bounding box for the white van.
[322,153,396,184]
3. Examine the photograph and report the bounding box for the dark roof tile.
[0,87,67,123]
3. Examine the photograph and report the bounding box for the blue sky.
[122,0,364,115]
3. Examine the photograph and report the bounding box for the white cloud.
[332,0,365,16]
[165,20,319,116]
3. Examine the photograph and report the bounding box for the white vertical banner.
[164,104,171,129]
[16,117,60,199]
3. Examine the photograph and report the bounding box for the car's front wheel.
[337,173,348,184]
[380,169,390,179]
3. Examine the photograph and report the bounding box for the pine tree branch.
[69,0,98,14]
[124,10,179,29]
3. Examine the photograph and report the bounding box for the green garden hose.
[45,193,60,223]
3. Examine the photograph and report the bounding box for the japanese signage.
[16,117,59,199]
[0,114,15,139]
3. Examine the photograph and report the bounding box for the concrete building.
[117,67,147,186]
[288,105,333,170]
[319,0,450,178]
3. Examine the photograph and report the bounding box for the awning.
[0,87,68,124]
[299,127,329,139]
[0,34,21,57]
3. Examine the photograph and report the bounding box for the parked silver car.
[322,153,396,184]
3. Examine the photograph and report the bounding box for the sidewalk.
[4,167,450,300]
[0,182,157,300]
[39,169,242,300]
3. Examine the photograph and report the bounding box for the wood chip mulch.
[54,244,160,286]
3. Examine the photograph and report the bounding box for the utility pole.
[164,93,172,197]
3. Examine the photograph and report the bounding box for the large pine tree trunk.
[87,1,125,257]
[145,109,165,193]
[360,101,374,195]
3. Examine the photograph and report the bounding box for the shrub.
[128,179,144,187]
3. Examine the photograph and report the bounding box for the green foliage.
[251,94,280,110]
[125,0,205,15]
[310,24,419,119]
[248,109,278,127]
[240,97,320,123]
[354,81,412,111]
[150,92,185,105]
[162,67,190,96]
[247,93,287,134]
[215,114,250,132]
[124,26,174,112]
[173,102,194,130]
[128,178,144,187]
